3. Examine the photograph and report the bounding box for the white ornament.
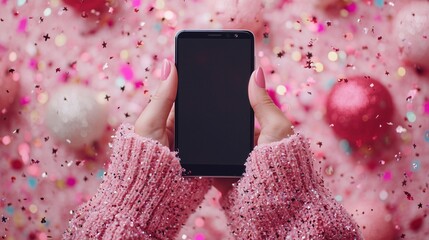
[394,2,429,68]
[45,85,107,148]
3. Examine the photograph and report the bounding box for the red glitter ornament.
[62,0,109,13]
[326,76,394,144]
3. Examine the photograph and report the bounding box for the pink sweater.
[63,124,362,239]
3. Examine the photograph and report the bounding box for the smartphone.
[175,30,254,177]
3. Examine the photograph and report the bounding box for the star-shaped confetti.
[43,33,50,41]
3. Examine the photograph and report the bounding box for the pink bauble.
[345,200,396,240]
[326,76,394,144]
[394,2,429,68]
[62,0,109,13]
[0,70,19,114]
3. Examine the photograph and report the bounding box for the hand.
[214,67,293,194]
[135,59,176,149]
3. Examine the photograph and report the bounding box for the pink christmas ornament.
[345,200,396,240]
[394,1,429,69]
[44,85,108,149]
[214,0,263,35]
[326,76,394,144]
[0,69,19,114]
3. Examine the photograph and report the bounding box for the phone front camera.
[234,34,238,38]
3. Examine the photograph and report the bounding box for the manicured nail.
[255,67,265,88]
[161,59,171,81]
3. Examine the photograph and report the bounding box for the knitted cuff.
[245,134,323,196]
[64,124,211,240]
[220,134,362,239]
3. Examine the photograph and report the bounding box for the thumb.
[248,67,286,130]
[136,59,177,133]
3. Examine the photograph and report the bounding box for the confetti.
[120,65,134,81]
[397,67,406,77]
[43,33,50,41]
[328,51,338,61]
[411,160,420,172]
[339,139,352,155]
[383,171,392,181]
[404,191,414,201]
[406,112,416,123]
[379,190,388,200]
[374,0,384,8]
[28,177,38,189]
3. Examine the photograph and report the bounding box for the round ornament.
[394,2,429,68]
[326,76,394,144]
[45,85,107,148]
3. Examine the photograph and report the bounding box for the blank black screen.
[176,32,253,175]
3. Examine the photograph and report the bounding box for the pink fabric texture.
[64,124,362,239]
[63,124,211,239]
[221,135,362,239]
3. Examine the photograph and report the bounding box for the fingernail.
[161,59,171,81]
[254,67,265,88]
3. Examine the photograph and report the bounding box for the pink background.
[1,0,428,239]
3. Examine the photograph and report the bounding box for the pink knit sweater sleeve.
[63,124,211,240]
[221,134,363,239]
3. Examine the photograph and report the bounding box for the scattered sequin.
[383,171,392,181]
[97,169,105,179]
[5,206,14,215]
[276,85,287,95]
[335,195,343,202]
[339,139,352,154]
[28,177,38,189]
[43,8,52,17]
[397,67,406,77]
[29,204,38,214]
[324,165,334,176]
[406,112,416,123]
[374,0,384,8]
[55,34,67,47]
[328,51,338,61]
[379,190,388,200]
[411,160,420,172]
[194,233,205,240]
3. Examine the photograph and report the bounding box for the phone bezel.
[175,30,255,177]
